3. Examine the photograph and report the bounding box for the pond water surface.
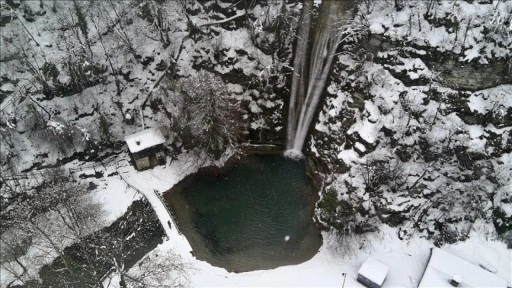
[164,155,322,272]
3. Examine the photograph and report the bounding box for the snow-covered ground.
[366,0,512,63]
[3,148,508,287]
[1,0,511,286]
[98,155,510,287]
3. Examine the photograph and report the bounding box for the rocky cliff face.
[310,0,511,246]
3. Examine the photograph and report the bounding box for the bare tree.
[0,172,105,286]
[99,0,138,58]
[56,0,94,57]
[116,249,190,288]
[60,199,188,288]
[14,44,56,97]
[90,11,123,97]
[0,229,32,287]
[143,3,172,48]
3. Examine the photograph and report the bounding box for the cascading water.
[286,0,313,157]
[286,0,354,156]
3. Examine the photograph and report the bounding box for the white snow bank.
[187,228,432,287]
[338,149,360,165]
[91,177,141,223]
[348,119,381,144]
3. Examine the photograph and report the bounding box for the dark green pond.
[165,155,322,272]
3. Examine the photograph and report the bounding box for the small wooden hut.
[125,128,166,171]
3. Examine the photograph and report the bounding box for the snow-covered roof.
[358,257,389,286]
[124,128,165,153]
[418,248,507,288]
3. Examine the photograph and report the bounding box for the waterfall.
[286,0,313,154]
[286,0,352,155]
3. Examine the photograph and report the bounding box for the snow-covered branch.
[198,10,246,27]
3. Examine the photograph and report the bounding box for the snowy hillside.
[312,0,511,247]
[1,0,511,287]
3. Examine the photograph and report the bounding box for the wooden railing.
[153,190,182,235]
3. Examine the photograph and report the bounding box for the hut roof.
[418,247,507,287]
[125,128,165,153]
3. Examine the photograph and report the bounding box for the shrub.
[318,188,338,218]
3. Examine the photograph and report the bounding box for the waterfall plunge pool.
[164,155,323,272]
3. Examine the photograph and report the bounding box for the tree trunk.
[31,221,73,270]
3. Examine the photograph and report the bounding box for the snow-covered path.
[111,153,200,253]
[118,171,193,254]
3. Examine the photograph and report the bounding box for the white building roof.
[124,128,165,153]
[358,257,389,286]
[419,247,507,288]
